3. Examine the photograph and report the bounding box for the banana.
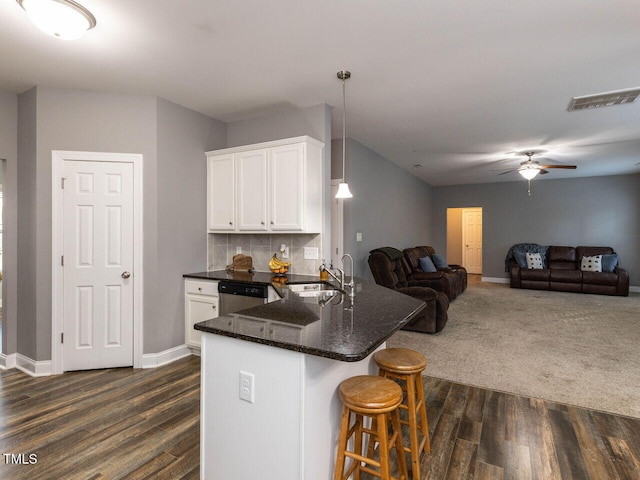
[269,254,291,269]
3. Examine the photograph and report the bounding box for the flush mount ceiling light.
[17,0,96,40]
[335,70,353,199]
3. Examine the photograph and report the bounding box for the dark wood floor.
[1,356,639,479]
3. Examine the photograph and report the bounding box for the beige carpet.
[388,278,640,418]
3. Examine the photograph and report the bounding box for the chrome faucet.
[320,254,356,298]
[341,253,355,298]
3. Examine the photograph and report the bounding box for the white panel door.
[63,160,134,370]
[270,143,304,231]
[463,208,483,274]
[237,149,268,231]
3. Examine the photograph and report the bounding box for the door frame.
[51,151,144,374]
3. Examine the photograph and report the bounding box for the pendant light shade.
[335,70,353,199]
[335,182,353,199]
[17,0,96,40]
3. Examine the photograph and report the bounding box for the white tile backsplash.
[208,233,321,274]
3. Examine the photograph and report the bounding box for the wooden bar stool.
[374,348,430,480]
[334,375,408,480]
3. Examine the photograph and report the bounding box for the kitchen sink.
[288,283,341,298]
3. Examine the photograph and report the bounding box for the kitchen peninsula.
[193,274,425,479]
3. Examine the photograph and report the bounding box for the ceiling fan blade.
[539,165,577,169]
[539,169,549,175]
[497,169,517,176]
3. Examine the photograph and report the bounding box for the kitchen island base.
[200,332,383,480]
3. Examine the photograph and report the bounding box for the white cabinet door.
[270,143,304,231]
[208,155,235,231]
[185,293,219,349]
[237,149,269,231]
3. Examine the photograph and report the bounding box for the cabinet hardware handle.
[198,287,202,292]
[261,221,265,225]
[229,221,233,225]
[212,305,216,309]
[270,221,274,225]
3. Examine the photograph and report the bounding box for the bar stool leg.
[375,412,391,480]
[415,374,430,454]
[334,406,350,480]
[353,413,364,480]
[390,408,409,480]
[406,374,421,480]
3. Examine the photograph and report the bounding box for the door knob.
[121,271,131,279]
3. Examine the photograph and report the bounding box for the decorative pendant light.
[335,70,353,199]
[17,0,96,40]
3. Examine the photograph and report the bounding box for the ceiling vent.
[567,88,640,111]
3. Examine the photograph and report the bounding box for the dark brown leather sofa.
[507,245,629,296]
[402,246,467,301]
[368,247,449,333]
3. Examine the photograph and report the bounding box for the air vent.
[567,88,640,111]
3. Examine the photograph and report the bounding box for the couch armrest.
[509,264,522,288]
[398,286,438,302]
[615,267,630,296]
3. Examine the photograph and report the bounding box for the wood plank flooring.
[1,356,639,479]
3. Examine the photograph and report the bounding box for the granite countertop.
[190,271,426,362]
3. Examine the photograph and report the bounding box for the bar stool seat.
[374,348,430,480]
[334,375,408,480]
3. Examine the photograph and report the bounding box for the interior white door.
[462,208,483,274]
[62,160,134,371]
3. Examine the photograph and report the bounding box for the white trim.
[15,354,52,377]
[629,285,640,293]
[482,277,509,284]
[205,135,323,156]
[141,345,192,369]
[52,151,144,374]
[0,353,17,369]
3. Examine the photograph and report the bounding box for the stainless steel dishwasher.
[218,281,269,315]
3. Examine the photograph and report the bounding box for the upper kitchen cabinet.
[206,136,324,234]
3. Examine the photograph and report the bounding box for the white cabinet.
[207,155,235,231]
[206,136,323,233]
[185,279,219,349]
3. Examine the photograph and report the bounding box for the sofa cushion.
[582,271,618,286]
[581,255,602,272]
[550,269,582,283]
[419,256,437,273]
[601,254,619,273]
[520,269,550,281]
[547,246,577,270]
[432,254,449,269]
[526,253,544,269]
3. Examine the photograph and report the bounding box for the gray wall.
[13,87,227,361]
[432,174,640,285]
[1,92,17,356]
[341,138,433,280]
[155,98,225,352]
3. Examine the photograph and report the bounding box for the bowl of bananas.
[269,254,291,275]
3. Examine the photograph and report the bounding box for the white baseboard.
[482,277,509,284]
[15,354,52,377]
[630,285,640,293]
[0,353,16,370]
[142,344,192,369]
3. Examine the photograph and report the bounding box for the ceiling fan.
[496,151,577,195]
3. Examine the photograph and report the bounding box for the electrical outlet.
[282,246,290,259]
[304,247,319,260]
[239,371,254,403]
[356,232,363,242]
[236,246,242,255]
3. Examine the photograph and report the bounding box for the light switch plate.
[356,232,363,242]
[304,247,319,260]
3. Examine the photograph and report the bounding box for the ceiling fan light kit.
[17,0,96,40]
[496,151,577,195]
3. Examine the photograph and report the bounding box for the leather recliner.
[402,246,467,301]
[368,247,449,333]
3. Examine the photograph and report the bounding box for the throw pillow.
[601,254,619,273]
[514,251,528,268]
[526,252,543,269]
[581,255,602,272]
[419,256,437,273]
[432,254,449,269]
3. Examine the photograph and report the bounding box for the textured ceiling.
[1,0,639,185]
